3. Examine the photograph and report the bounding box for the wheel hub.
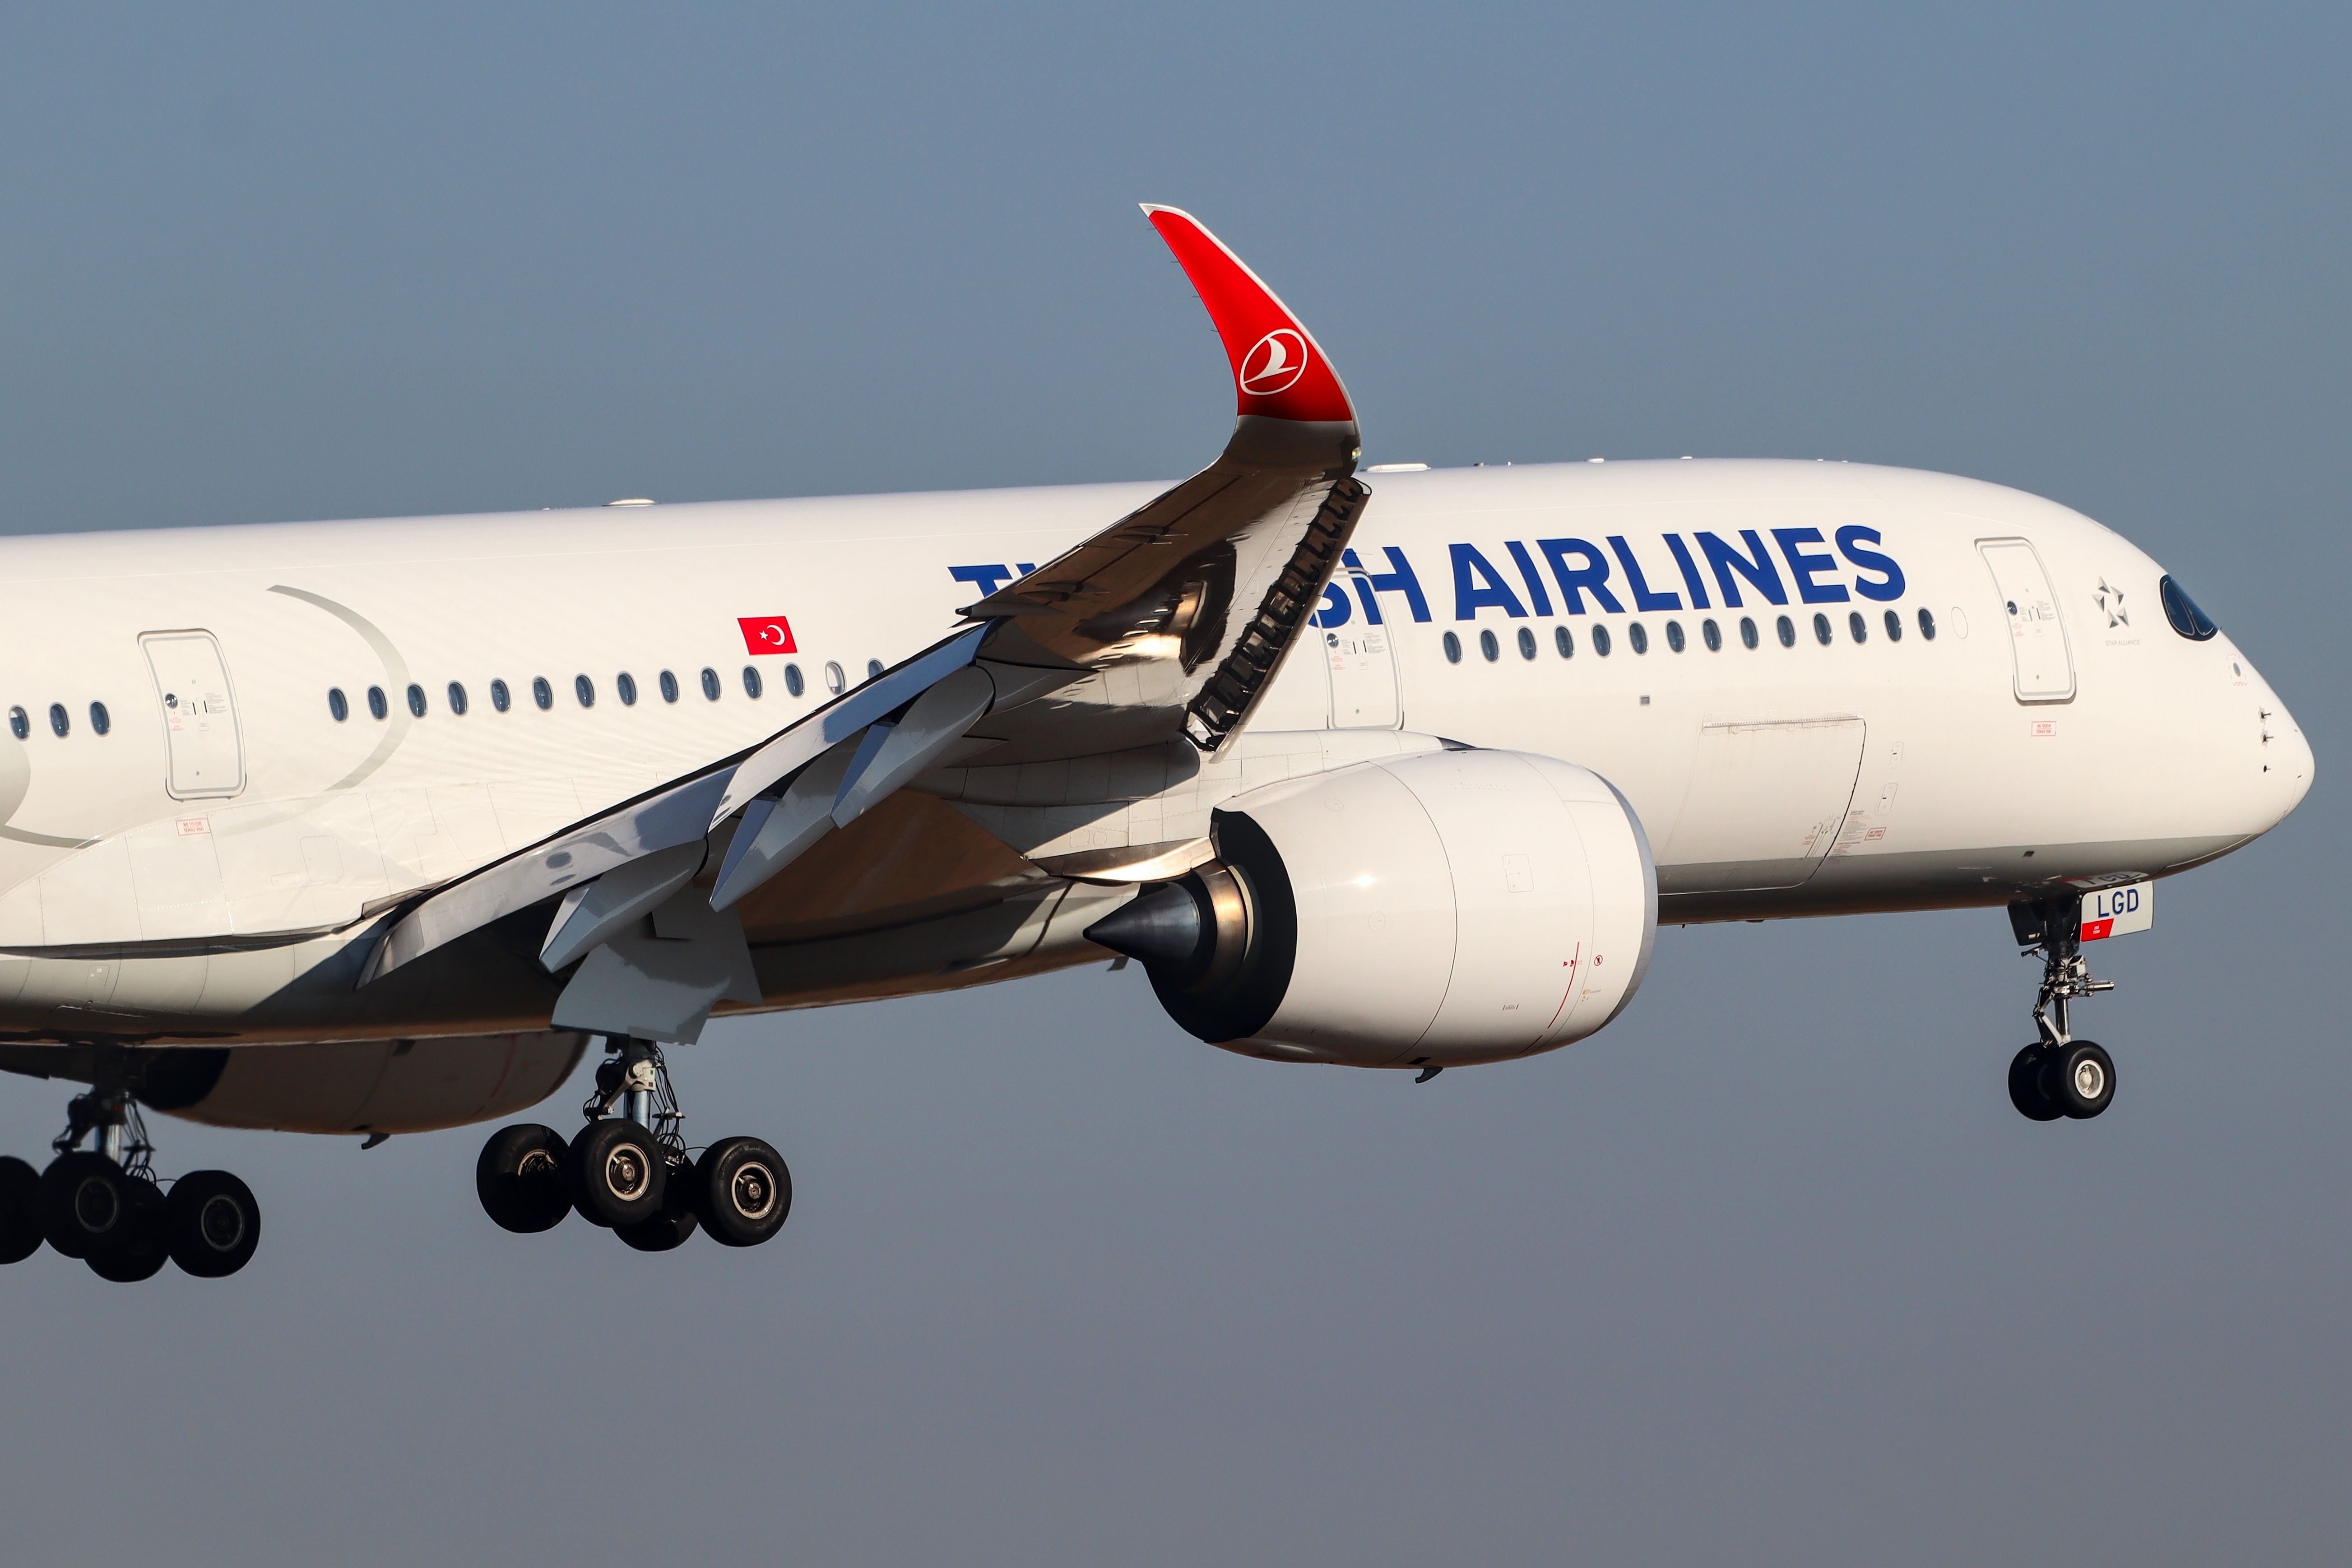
[604,1146,649,1201]
[730,1163,776,1220]
[197,1193,246,1251]
[2073,1057,2106,1100]
[72,1176,118,1235]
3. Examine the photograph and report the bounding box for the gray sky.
[0,4,2346,1563]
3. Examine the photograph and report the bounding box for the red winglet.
[1142,205,1355,427]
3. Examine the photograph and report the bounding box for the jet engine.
[1086,749,1655,1069]
[131,1031,588,1136]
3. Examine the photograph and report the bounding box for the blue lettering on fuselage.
[951,531,1905,628]
[947,563,1039,599]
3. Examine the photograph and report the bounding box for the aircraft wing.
[364,207,1369,1041]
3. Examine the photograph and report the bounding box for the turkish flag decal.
[737,615,797,654]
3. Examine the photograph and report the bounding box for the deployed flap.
[540,839,707,972]
[363,768,736,984]
[551,885,761,1044]
[710,735,864,912]
[834,666,996,825]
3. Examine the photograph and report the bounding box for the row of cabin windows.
[1443,608,1939,664]
[7,702,110,739]
[326,658,890,723]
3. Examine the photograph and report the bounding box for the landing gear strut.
[475,1035,791,1253]
[2006,894,2119,1122]
[0,1050,262,1281]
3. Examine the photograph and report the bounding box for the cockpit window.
[2159,575,2218,641]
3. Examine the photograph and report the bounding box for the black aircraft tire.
[167,1170,261,1278]
[617,1164,701,1253]
[2049,1041,2117,1120]
[695,1137,791,1249]
[567,1119,665,1229]
[476,1124,574,1234]
[88,1179,170,1283]
[0,1155,43,1264]
[2008,1046,2063,1122]
[38,1151,127,1260]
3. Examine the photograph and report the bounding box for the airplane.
[0,206,2310,1282]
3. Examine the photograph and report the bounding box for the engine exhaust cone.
[1084,882,1204,970]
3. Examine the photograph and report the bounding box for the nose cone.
[2268,692,2316,824]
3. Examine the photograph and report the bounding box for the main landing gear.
[2005,894,2119,1123]
[0,1064,261,1283]
[475,1037,791,1253]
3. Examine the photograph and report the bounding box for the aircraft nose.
[2266,691,2315,820]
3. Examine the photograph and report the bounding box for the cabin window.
[574,675,595,708]
[1741,617,1759,650]
[1917,608,1937,641]
[700,668,721,701]
[743,666,765,699]
[823,662,845,695]
[1848,612,1868,644]
[48,703,68,738]
[447,682,469,716]
[1883,610,1903,642]
[1592,625,1613,657]
[659,670,679,704]
[1812,613,1832,646]
[2160,575,2220,641]
[532,677,554,710]
[867,659,885,681]
[1776,616,1795,648]
[491,679,511,712]
[1665,621,1686,653]
[368,686,390,720]
[784,663,806,697]
[1628,623,1649,654]
[617,673,638,706]
[89,702,110,736]
[1479,629,1499,662]
[1443,631,1462,663]
[1517,626,1537,659]
[327,688,348,722]
[1554,625,1573,659]
[6,707,24,741]
[1702,618,1722,652]
[406,684,427,718]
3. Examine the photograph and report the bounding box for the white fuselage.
[0,459,2308,1044]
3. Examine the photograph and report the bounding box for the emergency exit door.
[1978,539,2076,702]
[141,631,246,798]
[1324,622,1401,728]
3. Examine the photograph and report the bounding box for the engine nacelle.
[1088,749,1655,1069]
[132,1031,588,1136]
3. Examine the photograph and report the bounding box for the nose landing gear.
[474,1036,792,1254]
[2006,895,2119,1122]
[0,1056,263,1282]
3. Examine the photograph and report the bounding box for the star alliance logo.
[2097,579,2128,629]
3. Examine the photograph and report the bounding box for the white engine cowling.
[131,1031,588,1135]
[1087,749,1656,1068]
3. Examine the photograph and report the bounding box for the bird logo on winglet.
[1239,329,1309,396]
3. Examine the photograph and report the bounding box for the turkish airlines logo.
[1239,329,1308,396]
[738,615,797,654]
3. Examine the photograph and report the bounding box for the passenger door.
[1325,620,1401,728]
[1978,539,2075,702]
[141,631,246,799]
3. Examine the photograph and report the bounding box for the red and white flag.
[738,615,797,654]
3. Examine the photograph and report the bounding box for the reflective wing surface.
[367,208,1370,1036]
